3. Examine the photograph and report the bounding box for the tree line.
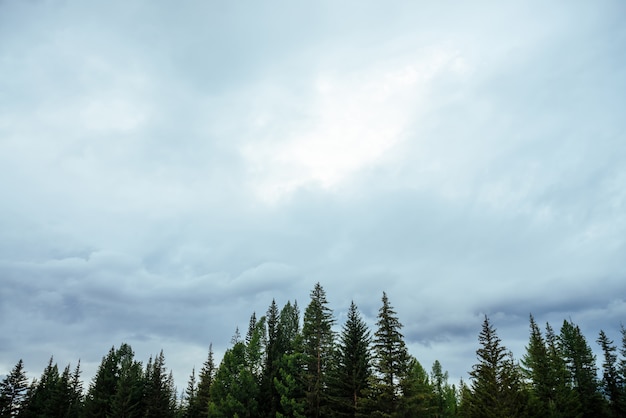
[2,282,626,417]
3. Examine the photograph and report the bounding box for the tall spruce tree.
[544,322,581,418]
[597,330,623,417]
[560,320,606,418]
[619,325,626,415]
[208,341,259,417]
[522,314,557,417]
[275,301,307,418]
[0,359,28,418]
[328,301,372,417]
[430,360,457,418]
[189,344,215,418]
[398,356,434,416]
[261,299,282,416]
[143,350,176,418]
[302,283,335,418]
[468,315,524,418]
[372,291,409,416]
[182,368,197,418]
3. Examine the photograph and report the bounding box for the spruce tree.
[468,315,524,418]
[274,301,307,418]
[261,299,282,416]
[560,320,606,418]
[431,360,457,418]
[208,341,259,417]
[302,282,335,418]
[190,344,215,417]
[522,314,556,416]
[597,330,623,417]
[182,368,197,418]
[545,322,581,418]
[143,350,176,418]
[619,324,626,415]
[398,356,434,416]
[372,291,409,416]
[328,301,372,417]
[0,359,28,417]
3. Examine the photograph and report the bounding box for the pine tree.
[302,283,335,418]
[372,291,409,416]
[0,359,28,417]
[328,301,372,417]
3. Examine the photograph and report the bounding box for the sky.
[1,0,626,390]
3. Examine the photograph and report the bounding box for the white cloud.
[242,47,468,202]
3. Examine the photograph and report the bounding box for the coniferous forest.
[2,283,626,418]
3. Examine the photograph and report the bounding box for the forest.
[1,282,625,418]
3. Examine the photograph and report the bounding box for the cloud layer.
[1,0,625,386]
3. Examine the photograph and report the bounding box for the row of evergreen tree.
[2,283,626,417]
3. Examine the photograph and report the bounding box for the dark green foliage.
[18,357,79,418]
[431,360,458,418]
[274,301,307,418]
[182,368,197,417]
[327,301,372,417]
[467,316,525,418]
[302,282,335,417]
[208,342,259,417]
[372,292,409,416]
[620,325,626,415]
[188,344,215,418]
[560,320,606,418]
[261,299,282,416]
[397,356,433,417]
[0,359,28,418]
[523,315,561,417]
[597,330,624,418]
[143,350,177,418]
[5,289,625,418]
[110,347,145,418]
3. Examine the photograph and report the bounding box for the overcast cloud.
[1,0,625,387]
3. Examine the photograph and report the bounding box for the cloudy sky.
[1,0,625,388]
